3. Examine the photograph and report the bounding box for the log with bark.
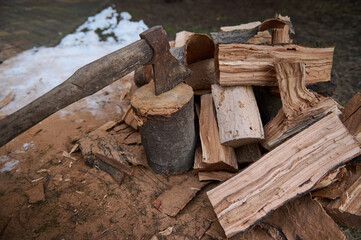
[212,84,264,147]
[216,43,334,86]
[207,113,360,238]
[131,81,196,174]
[262,61,340,150]
[341,92,361,143]
[198,94,238,172]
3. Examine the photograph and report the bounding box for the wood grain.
[207,113,360,238]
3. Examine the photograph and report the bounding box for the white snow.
[0,7,148,117]
[0,156,19,173]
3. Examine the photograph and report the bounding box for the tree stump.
[131,81,195,174]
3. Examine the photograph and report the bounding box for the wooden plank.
[199,94,238,172]
[262,61,339,150]
[216,43,334,86]
[212,84,264,147]
[263,194,345,240]
[207,113,360,238]
[152,175,209,217]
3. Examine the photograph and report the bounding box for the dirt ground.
[1,1,361,239]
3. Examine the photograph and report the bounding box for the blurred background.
[1,0,360,105]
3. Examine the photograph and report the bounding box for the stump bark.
[131,81,195,174]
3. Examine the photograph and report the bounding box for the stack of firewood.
[81,14,361,239]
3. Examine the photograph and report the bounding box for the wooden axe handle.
[0,39,153,147]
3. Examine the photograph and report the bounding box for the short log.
[212,84,264,147]
[131,81,196,174]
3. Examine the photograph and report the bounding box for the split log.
[212,84,264,147]
[216,43,334,86]
[235,143,262,165]
[211,27,259,44]
[131,81,196,174]
[220,21,261,32]
[263,194,345,240]
[198,171,235,182]
[207,113,360,238]
[199,94,238,172]
[121,105,138,130]
[315,163,361,228]
[258,16,294,44]
[341,92,361,139]
[262,61,340,150]
[152,175,209,217]
[174,31,194,47]
[186,58,217,90]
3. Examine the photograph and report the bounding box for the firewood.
[258,16,295,44]
[134,64,152,87]
[216,43,334,86]
[121,105,138,130]
[186,58,217,90]
[212,84,264,147]
[220,21,272,44]
[263,194,345,240]
[199,94,238,172]
[152,175,209,217]
[316,163,361,228]
[174,31,193,47]
[131,81,196,174]
[262,61,340,150]
[211,27,259,44]
[207,113,360,238]
[235,143,262,165]
[341,92,361,142]
[198,171,235,182]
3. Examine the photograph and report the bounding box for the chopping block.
[131,26,195,174]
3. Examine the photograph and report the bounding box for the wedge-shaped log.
[212,84,264,147]
[216,43,334,86]
[198,94,238,172]
[262,61,339,149]
[207,113,360,238]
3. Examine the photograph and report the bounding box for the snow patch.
[0,156,19,173]
[0,7,148,117]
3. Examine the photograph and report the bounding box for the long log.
[207,113,360,238]
[0,39,153,147]
[216,43,334,86]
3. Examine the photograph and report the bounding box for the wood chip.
[0,91,14,109]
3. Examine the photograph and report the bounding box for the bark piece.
[0,39,153,147]
[152,175,209,217]
[263,194,345,240]
[212,84,264,147]
[235,143,262,165]
[211,27,259,44]
[199,94,238,172]
[25,183,45,204]
[207,113,360,238]
[131,81,195,174]
[262,61,340,149]
[216,43,334,86]
[220,21,261,32]
[94,152,133,176]
[198,171,235,182]
[341,92,361,138]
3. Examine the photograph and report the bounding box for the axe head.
[140,26,192,95]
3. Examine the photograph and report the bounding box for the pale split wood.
[174,31,194,47]
[121,105,138,130]
[262,61,340,149]
[216,43,334,86]
[207,113,360,238]
[212,84,264,147]
[199,94,238,172]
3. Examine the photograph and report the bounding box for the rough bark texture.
[131,82,195,174]
[340,92,361,139]
[263,195,345,240]
[199,94,238,172]
[216,43,334,86]
[262,61,340,150]
[211,27,259,44]
[0,39,153,147]
[207,113,360,238]
[121,106,138,130]
[212,84,264,147]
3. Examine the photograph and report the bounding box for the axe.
[0,26,192,147]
